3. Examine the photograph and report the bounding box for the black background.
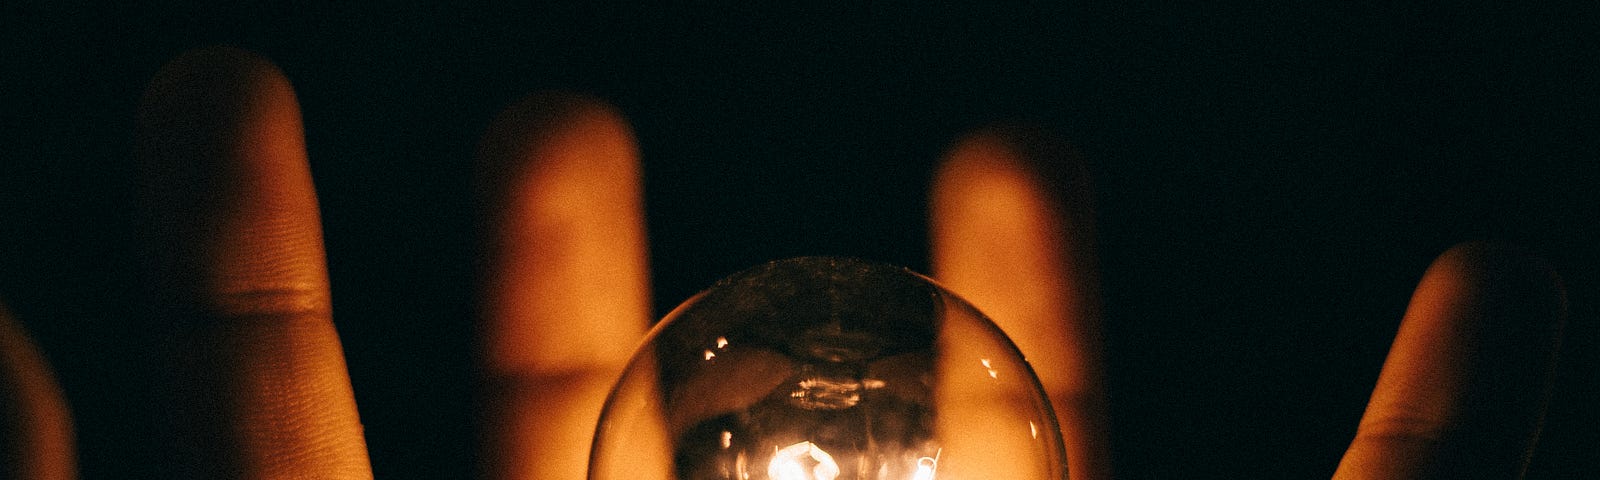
[3,2,1597,478]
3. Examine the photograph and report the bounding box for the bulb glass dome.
[589,257,1066,480]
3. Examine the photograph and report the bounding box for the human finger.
[1333,242,1565,479]
[929,126,1111,480]
[476,93,655,480]
[137,46,372,478]
[0,305,75,480]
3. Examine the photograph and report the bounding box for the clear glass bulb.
[589,257,1066,480]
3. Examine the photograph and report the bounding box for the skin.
[477,93,654,480]
[1,306,75,480]
[930,127,1110,480]
[136,47,373,479]
[0,47,1570,479]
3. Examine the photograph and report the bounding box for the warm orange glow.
[477,93,653,480]
[932,309,1056,480]
[137,46,372,478]
[139,48,330,319]
[1333,242,1565,479]
[911,451,941,480]
[929,128,1109,480]
[584,353,671,480]
[768,441,841,480]
[1,307,76,480]
[479,94,650,377]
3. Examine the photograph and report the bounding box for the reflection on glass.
[589,257,1066,480]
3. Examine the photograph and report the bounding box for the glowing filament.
[768,442,839,480]
[912,449,941,480]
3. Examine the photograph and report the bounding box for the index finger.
[137,46,371,478]
[1333,242,1566,479]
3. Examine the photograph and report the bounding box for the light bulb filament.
[912,449,942,480]
[768,442,839,480]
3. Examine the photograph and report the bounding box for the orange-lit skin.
[929,128,1112,480]
[477,94,654,480]
[932,302,1065,479]
[0,46,1571,480]
[135,47,373,479]
[1,307,75,480]
[1333,243,1565,479]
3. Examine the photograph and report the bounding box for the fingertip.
[476,91,647,375]
[139,45,298,141]
[929,125,1100,393]
[1402,239,1567,413]
[481,92,627,146]
[137,46,326,318]
[477,92,635,191]
[1400,241,1567,373]
[933,128,1043,218]
[1336,241,1566,479]
[933,126,1092,213]
[475,92,650,480]
[1416,241,1566,321]
[929,125,1112,480]
[138,45,303,182]
[930,127,1097,290]
[1,306,76,480]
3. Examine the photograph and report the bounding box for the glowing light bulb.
[588,257,1066,480]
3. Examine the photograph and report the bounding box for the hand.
[0,46,1566,479]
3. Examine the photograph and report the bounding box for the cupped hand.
[1,47,1566,480]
